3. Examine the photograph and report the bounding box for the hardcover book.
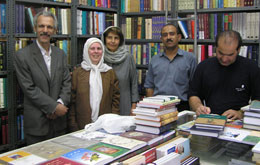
[249,100,260,111]
[195,114,227,128]
[62,148,113,165]
[120,131,162,145]
[101,135,147,150]
[39,157,82,165]
[135,121,176,135]
[87,142,129,157]
[24,141,73,160]
[0,150,46,164]
[51,134,99,149]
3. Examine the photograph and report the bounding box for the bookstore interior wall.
[0,0,260,153]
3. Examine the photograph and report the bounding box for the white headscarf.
[81,37,112,122]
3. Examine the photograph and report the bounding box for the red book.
[141,147,157,164]
[39,157,82,165]
[1,115,6,144]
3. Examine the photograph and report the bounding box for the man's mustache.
[40,32,50,37]
[166,39,173,42]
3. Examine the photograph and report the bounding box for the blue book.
[177,17,188,39]
[62,148,113,165]
[1,4,6,34]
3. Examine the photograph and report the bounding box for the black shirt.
[188,56,260,115]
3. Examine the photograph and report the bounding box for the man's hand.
[222,109,243,120]
[46,113,57,120]
[195,105,211,116]
[54,103,68,116]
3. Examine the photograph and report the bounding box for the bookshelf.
[0,0,119,153]
[175,0,260,65]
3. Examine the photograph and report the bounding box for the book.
[62,148,113,165]
[24,141,74,160]
[51,134,99,149]
[39,157,82,165]
[135,111,178,121]
[252,141,260,153]
[122,154,146,165]
[178,17,189,39]
[152,152,180,165]
[133,108,177,117]
[141,147,157,164]
[249,100,260,111]
[120,131,162,145]
[218,127,252,145]
[87,142,129,158]
[0,150,46,164]
[101,135,147,150]
[135,116,178,127]
[135,121,176,135]
[243,123,260,131]
[189,125,220,138]
[195,114,227,129]
[243,116,260,126]
[142,95,178,103]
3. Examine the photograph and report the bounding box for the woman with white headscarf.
[69,37,120,131]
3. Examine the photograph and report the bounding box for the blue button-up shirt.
[144,48,197,101]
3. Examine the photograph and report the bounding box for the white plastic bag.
[84,114,136,134]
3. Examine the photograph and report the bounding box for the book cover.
[135,111,178,121]
[252,141,260,153]
[141,147,157,164]
[39,157,82,165]
[51,134,99,149]
[135,121,176,135]
[87,142,129,157]
[120,131,162,145]
[101,135,147,150]
[135,116,178,127]
[24,141,74,160]
[189,125,220,138]
[177,17,189,39]
[218,127,251,144]
[62,148,113,165]
[122,154,145,165]
[0,150,46,164]
[249,100,260,111]
[195,114,227,127]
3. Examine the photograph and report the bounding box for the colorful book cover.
[87,142,129,157]
[141,147,156,164]
[195,114,227,127]
[0,150,46,164]
[39,157,82,165]
[62,148,113,165]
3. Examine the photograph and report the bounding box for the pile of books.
[133,95,180,135]
[252,141,260,163]
[243,100,260,131]
[190,114,227,137]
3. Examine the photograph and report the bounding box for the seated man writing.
[188,30,260,120]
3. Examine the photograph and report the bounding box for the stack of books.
[190,114,227,137]
[243,100,260,131]
[133,95,180,135]
[252,141,260,163]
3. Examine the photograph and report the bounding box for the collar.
[36,39,52,56]
[160,48,184,57]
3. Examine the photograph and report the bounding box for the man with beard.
[13,11,71,145]
[144,23,197,111]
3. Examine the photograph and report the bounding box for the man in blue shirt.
[144,23,197,111]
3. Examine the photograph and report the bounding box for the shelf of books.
[176,0,260,64]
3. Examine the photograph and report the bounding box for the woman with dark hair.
[102,26,139,115]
